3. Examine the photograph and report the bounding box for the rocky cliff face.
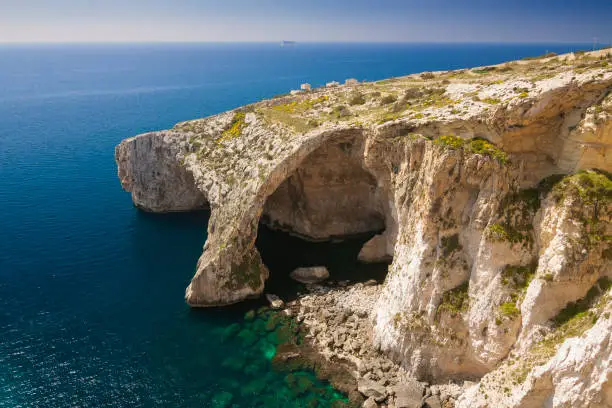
[116,50,612,407]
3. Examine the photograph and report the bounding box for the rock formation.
[116,50,612,407]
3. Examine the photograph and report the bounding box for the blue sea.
[0,42,592,407]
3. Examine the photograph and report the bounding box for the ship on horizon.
[280,40,296,47]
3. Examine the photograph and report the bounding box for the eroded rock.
[290,266,330,284]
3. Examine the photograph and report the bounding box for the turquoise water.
[0,42,592,407]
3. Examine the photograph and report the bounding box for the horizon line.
[0,39,602,44]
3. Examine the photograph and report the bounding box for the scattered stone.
[358,378,387,402]
[265,293,285,309]
[290,266,330,284]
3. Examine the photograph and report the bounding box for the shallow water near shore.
[0,42,593,407]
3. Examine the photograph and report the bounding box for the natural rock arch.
[183,127,393,307]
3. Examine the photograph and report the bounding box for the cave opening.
[255,135,392,301]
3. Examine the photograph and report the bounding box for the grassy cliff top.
[175,49,612,138]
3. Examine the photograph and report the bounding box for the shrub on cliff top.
[434,134,465,149]
[380,94,398,105]
[348,92,366,106]
[466,138,508,164]
[218,112,247,144]
[522,52,558,61]
[472,66,496,74]
[433,135,508,165]
[420,72,435,80]
[550,169,612,205]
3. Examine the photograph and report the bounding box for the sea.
[0,42,592,407]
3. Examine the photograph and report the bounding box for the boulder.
[357,234,392,263]
[290,266,330,284]
[391,380,425,408]
[265,294,284,309]
[423,395,442,408]
[358,378,387,402]
[363,397,378,408]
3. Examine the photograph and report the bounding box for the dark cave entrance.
[256,225,389,302]
[255,135,391,301]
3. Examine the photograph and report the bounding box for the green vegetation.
[501,188,541,214]
[472,67,497,74]
[331,105,351,119]
[377,112,401,124]
[419,92,457,109]
[537,174,566,195]
[420,72,435,80]
[437,282,470,317]
[380,94,398,105]
[550,169,612,205]
[466,138,509,164]
[259,94,332,132]
[433,135,509,165]
[271,95,329,113]
[489,187,542,248]
[482,97,501,104]
[539,170,612,249]
[487,223,532,247]
[218,112,247,144]
[553,277,611,326]
[348,92,366,106]
[507,278,610,385]
[502,262,537,290]
[522,52,558,61]
[499,302,520,318]
[533,277,611,359]
[498,262,537,323]
[261,109,315,133]
[434,134,465,149]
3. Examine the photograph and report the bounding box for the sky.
[0,0,611,43]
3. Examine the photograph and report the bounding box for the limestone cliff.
[116,50,612,407]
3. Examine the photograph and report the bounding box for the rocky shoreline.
[273,280,468,408]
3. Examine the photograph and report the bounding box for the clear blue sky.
[1,0,610,43]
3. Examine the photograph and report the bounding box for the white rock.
[265,294,284,309]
